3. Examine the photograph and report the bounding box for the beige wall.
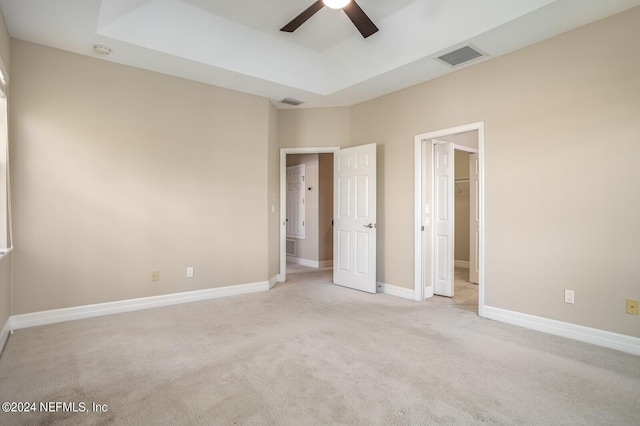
[279,108,351,148]
[281,8,640,338]
[267,102,280,281]
[0,8,10,333]
[10,40,271,314]
[350,7,640,337]
[5,8,639,341]
[318,153,333,262]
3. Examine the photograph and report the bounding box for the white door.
[469,153,480,284]
[333,143,377,293]
[434,141,454,297]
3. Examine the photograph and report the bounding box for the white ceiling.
[1,0,639,109]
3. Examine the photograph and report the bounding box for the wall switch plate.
[186,267,194,278]
[151,271,159,281]
[564,289,575,304]
[626,299,639,315]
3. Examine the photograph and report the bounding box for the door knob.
[363,223,376,229]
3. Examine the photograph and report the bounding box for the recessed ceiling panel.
[182,0,418,51]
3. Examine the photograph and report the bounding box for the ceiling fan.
[281,0,379,39]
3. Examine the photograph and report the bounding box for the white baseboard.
[454,260,470,268]
[286,256,333,269]
[483,306,640,356]
[10,281,270,331]
[268,275,279,289]
[377,282,415,300]
[424,285,434,299]
[0,317,10,355]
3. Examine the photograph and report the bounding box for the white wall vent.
[280,97,305,106]
[286,239,296,256]
[437,45,485,67]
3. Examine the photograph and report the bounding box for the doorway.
[413,123,485,316]
[451,148,479,312]
[285,153,334,273]
[279,145,378,294]
[279,147,339,283]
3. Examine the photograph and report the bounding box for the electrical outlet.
[186,267,194,278]
[564,289,575,304]
[626,299,639,315]
[151,271,159,281]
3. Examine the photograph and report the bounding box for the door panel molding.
[333,143,377,293]
[433,141,454,297]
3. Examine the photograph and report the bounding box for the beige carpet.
[1,268,638,425]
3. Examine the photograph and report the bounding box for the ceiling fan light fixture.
[323,0,351,10]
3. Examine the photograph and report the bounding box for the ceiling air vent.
[437,45,485,67]
[280,97,305,106]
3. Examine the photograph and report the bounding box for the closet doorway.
[413,122,485,316]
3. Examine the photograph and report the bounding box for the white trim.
[10,281,269,330]
[280,147,340,284]
[452,144,477,154]
[483,306,640,356]
[377,282,415,300]
[287,256,316,268]
[0,317,10,354]
[414,122,485,316]
[0,246,13,262]
[424,285,434,298]
[478,124,486,317]
[0,56,8,98]
[286,257,333,269]
[413,138,424,301]
[268,275,279,289]
[454,260,470,268]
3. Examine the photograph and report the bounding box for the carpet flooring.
[0,268,638,425]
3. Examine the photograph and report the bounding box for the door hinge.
[421,226,425,231]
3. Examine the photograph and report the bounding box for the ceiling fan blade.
[343,0,378,38]
[280,0,325,33]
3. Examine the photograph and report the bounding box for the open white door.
[333,143,377,293]
[433,141,454,297]
[469,153,480,284]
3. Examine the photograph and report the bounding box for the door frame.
[280,147,340,284]
[413,122,485,316]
